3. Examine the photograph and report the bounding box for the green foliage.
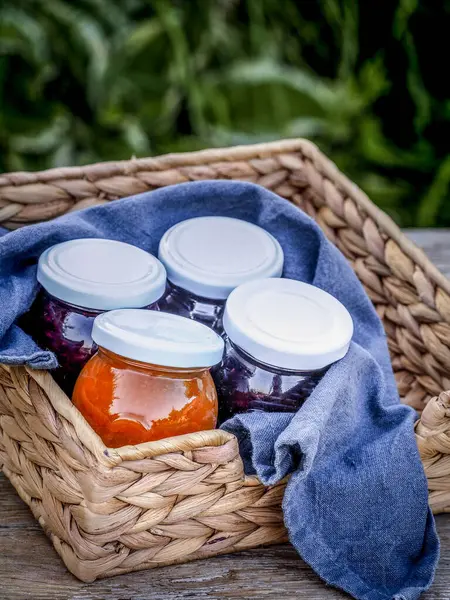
[1,0,449,226]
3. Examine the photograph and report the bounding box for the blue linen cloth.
[0,180,438,599]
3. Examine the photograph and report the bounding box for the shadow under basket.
[0,139,450,582]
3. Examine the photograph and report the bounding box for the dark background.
[2,0,449,226]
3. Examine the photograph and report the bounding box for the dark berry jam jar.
[214,339,329,422]
[28,238,166,395]
[158,217,284,333]
[213,278,353,423]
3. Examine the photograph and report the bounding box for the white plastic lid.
[158,217,284,300]
[37,239,167,310]
[92,309,224,368]
[223,279,353,371]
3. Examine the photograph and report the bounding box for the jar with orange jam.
[72,309,224,448]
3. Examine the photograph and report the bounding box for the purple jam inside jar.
[158,282,224,334]
[28,291,160,396]
[214,278,354,423]
[29,238,167,396]
[213,339,328,424]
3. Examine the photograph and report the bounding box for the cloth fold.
[0,180,439,599]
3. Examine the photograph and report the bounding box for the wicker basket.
[0,139,449,583]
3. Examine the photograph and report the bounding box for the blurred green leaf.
[220,59,336,111]
[123,19,163,57]
[121,117,151,155]
[42,0,111,108]
[359,118,434,169]
[418,155,450,226]
[0,0,449,226]
[11,114,70,153]
[0,7,49,65]
[394,0,430,133]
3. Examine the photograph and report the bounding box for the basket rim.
[2,138,449,296]
[0,137,449,515]
[25,366,236,467]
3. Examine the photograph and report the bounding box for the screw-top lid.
[92,309,224,368]
[223,278,353,371]
[158,217,284,300]
[37,239,167,310]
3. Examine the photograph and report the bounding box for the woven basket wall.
[0,139,449,582]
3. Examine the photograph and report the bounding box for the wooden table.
[1,230,450,600]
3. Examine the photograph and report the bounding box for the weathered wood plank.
[405,229,450,278]
[0,229,449,599]
[0,474,448,600]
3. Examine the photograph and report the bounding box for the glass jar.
[28,238,166,395]
[213,278,353,423]
[214,339,330,422]
[158,217,284,333]
[72,309,224,448]
[158,282,224,333]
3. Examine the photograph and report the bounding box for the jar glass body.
[158,282,224,333]
[72,347,218,447]
[213,339,328,424]
[28,291,160,395]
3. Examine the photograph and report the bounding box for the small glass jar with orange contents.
[72,309,224,448]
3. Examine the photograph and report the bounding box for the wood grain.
[1,229,449,599]
[404,230,450,279]
[0,473,448,600]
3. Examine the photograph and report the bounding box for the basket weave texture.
[0,139,450,582]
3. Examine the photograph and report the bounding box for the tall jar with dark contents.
[29,239,167,395]
[213,278,353,423]
[158,217,284,334]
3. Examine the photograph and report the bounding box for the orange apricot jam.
[73,347,218,447]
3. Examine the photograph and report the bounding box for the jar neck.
[97,346,210,375]
[227,338,328,376]
[168,281,224,306]
[42,289,159,314]
[42,290,104,316]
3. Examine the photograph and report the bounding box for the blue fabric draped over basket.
[0,181,439,600]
